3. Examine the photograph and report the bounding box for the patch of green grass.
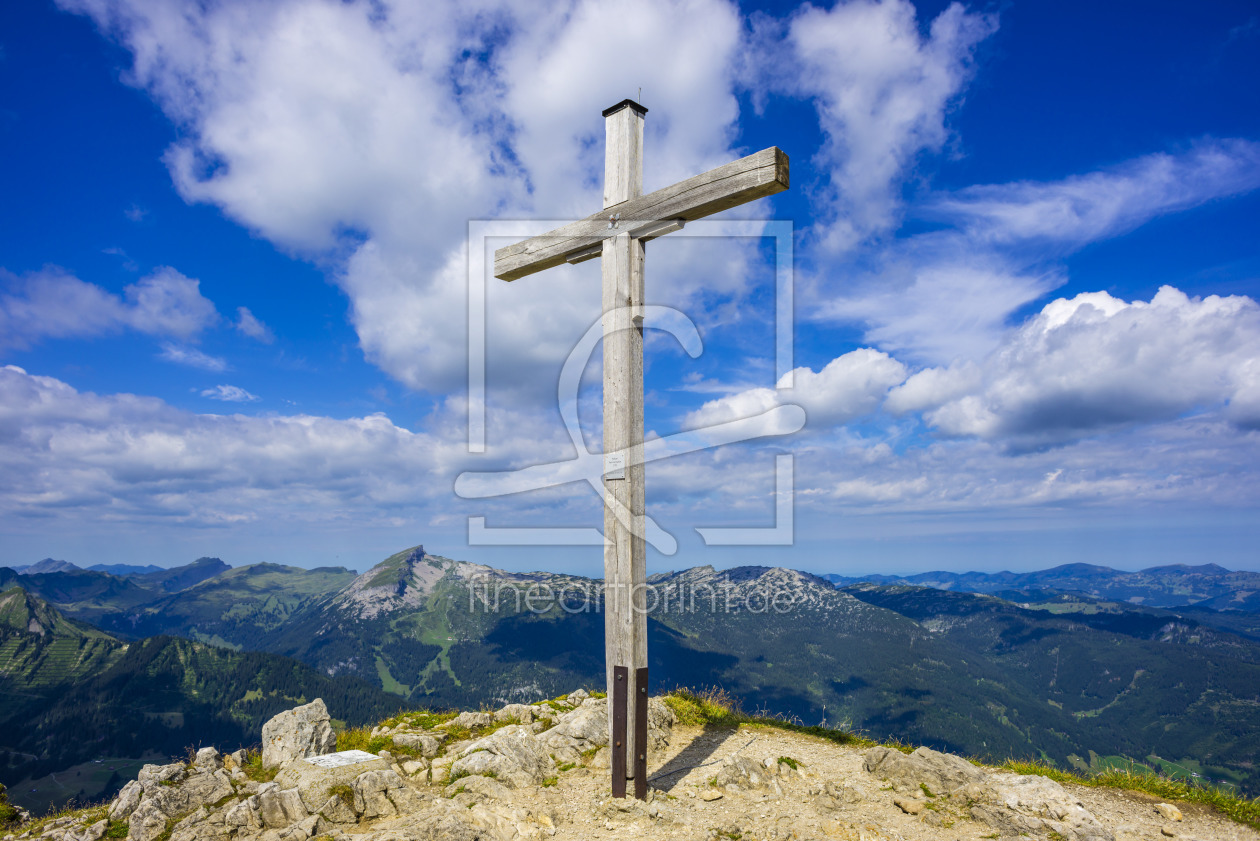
[335,728,401,755]
[777,756,801,771]
[11,802,109,837]
[153,815,180,841]
[664,687,870,750]
[557,762,576,773]
[241,749,277,783]
[920,782,935,799]
[541,776,558,787]
[663,687,742,726]
[441,724,475,742]
[386,741,424,758]
[104,820,129,838]
[1000,759,1260,831]
[384,710,458,730]
[0,798,21,827]
[327,784,354,807]
[436,717,513,746]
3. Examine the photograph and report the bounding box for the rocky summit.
[7,691,1253,841]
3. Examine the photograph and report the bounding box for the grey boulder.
[863,745,984,796]
[261,698,338,769]
[450,725,557,788]
[965,773,1114,841]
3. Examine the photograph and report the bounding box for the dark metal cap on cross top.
[602,99,648,118]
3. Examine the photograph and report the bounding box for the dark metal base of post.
[611,665,650,801]
[634,666,649,800]
[611,666,627,798]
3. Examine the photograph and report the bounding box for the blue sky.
[2,0,1259,577]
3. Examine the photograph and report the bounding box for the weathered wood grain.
[494,146,789,281]
[600,102,648,785]
[604,103,643,209]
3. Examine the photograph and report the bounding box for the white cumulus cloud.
[60,0,755,415]
[685,348,907,430]
[895,286,1260,444]
[0,365,447,526]
[787,0,997,251]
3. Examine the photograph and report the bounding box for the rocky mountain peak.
[334,545,449,619]
[15,558,81,576]
[24,691,1232,841]
[645,564,867,615]
[0,586,110,640]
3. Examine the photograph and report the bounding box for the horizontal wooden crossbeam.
[494,147,789,282]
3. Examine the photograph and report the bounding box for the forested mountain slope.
[0,587,402,803]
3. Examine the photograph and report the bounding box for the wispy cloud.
[234,306,274,343]
[925,139,1260,249]
[815,140,1260,365]
[159,343,228,372]
[200,384,259,402]
[0,266,218,350]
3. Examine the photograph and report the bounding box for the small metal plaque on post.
[604,452,626,481]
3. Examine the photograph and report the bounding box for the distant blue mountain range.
[824,562,1260,612]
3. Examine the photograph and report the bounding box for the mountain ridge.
[5,547,1260,800]
[824,562,1260,611]
[0,587,404,811]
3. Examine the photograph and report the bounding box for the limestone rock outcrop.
[273,751,390,812]
[9,690,1234,841]
[260,699,337,769]
[540,696,676,764]
[863,744,985,796]
[864,745,1114,841]
[450,724,558,788]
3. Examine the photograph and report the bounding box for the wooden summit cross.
[493,99,788,800]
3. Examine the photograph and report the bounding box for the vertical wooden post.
[601,99,648,797]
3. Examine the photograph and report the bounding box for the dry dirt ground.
[491,723,1259,841]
